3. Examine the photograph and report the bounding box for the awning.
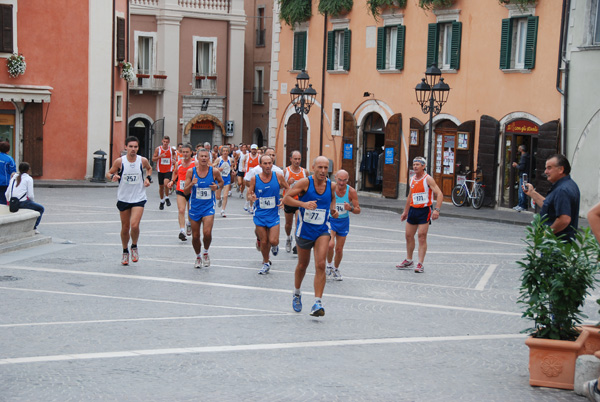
[0,84,53,103]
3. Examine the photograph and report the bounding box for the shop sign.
[343,143,353,160]
[506,120,539,134]
[385,147,394,164]
[191,120,214,130]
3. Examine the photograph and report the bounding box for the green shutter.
[343,29,351,71]
[426,23,439,68]
[450,21,461,70]
[376,27,385,70]
[395,25,405,70]
[293,31,307,70]
[499,18,512,70]
[327,30,335,71]
[293,32,300,70]
[524,16,538,70]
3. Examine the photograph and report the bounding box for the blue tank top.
[333,184,350,219]
[254,172,280,219]
[296,176,332,240]
[190,166,215,209]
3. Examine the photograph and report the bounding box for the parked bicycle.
[451,167,485,209]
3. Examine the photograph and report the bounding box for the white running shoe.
[194,256,202,269]
[271,245,279,256]
[202,252,210,267]
[244,201,249,211]
[286,237,292,253]
[186,221,192,236]
[332,268,343,281]
[228,191,232,197]
[220,210,226,217]
[326,265,333,277]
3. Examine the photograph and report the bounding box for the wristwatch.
[434,207,441,212]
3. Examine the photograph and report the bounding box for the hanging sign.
[506,120,539,134]
[385,147,394,164]
[343,143,353,160]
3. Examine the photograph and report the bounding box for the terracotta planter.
[525,331,590,390]
[579,325,600,356]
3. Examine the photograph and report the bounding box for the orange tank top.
[175,160,195,192]
[156,146,173,173]
[247,154,259,171]
[409,174,433,208]
[283,166,307,199]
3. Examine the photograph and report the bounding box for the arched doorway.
[128,118,151,159]
[286,113,307,168]
[253,128,264,148]
[360,112,385,192]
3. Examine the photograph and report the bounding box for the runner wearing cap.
[397,156,443,273]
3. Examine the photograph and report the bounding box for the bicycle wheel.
[451,184,467,207]
[472,185,485,209]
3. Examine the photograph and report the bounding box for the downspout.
[225,21,230,143]
[318,12,328,156]
[556,0,571,155]
[109,0,116,163]
[126,0,130,138]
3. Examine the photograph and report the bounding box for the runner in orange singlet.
[152,136,174,210]
[168,144,195,241]
[397,157,443,273]
[283,150,308,254]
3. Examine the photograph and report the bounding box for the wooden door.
[477,115,500,207]
[23,102,44,176]
[408,118,425,196]
[341,111,357,187]
[535,120,560,197]
[382,113,401,198]
[286,113,307,168]
[433,131,456,200]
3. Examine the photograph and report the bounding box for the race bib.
[259,196,276,209]
[221,162,231,175]
[195,187,211,200]
[179,180,185,191]
[412,192,427,205]
[123,173,140,184]
[303,208,326,225]
[336,203,346,214]
[160,157,171,165]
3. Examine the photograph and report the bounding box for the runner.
[152,136,174,210]
[236,143,248,198]
[397,157,443,273]
[283,150,308,255]
[283,156,339,317]
[106,136,152,266]
[184,148,224,268]
[175,143,184,163]
[248,154,290,274]
[168,144,195,241]
[214,146,233,217]
[244,144,260,212]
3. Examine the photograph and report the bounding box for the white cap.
[250,144,258,150]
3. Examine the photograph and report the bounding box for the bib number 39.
[196,187,211,200]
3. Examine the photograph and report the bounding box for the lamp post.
[414,66,450,174]
[290,70,317,165]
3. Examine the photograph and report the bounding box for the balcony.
[129,70,167,92]
[193,73,218,95]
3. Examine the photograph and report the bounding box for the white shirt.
[244,165,283,182]
[5,173,34,202]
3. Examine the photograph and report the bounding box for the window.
[499,16,538,70]
[256,7,265,47]
[193,37,217,92]
[332,104,341,136]
[115,92,123,121]
[0,4,13,53]
[293,31,307,71]
[253,68,264,104]
[116,17,125,62]
[197,41,214,75]
[327,29,351,71]
[377,25,405,71]
[426,21,461,70]
[135,34,154,87]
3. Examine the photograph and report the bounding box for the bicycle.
[451,169,485,209]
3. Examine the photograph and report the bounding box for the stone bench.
[0,204,39,244]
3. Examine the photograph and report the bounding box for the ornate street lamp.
[415,66,450,174]
[290,70,316,164]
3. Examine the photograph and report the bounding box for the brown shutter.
[455,119,476,177]
[382,113,401,199]
[285,113,308,169]
[476,115,500,206]
[0,5,13,53]
[341,111,357,187]
[116,17,126,62]
[23,103,44,177]
[535,120,560,197]
[408,118,425,196]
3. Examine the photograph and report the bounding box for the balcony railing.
[193,73,218,95]
[129,70,167,92]
[131,0,231,13]
[256,29,265,47]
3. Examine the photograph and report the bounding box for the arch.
[253,127,264,147]
[283,103,314,168]
[499,112,543,128]
[128,113,154,125]
[424,113,461,133]
[184,114,226,135]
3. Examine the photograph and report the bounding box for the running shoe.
[228,191,232,197]
[414,263,424,273]
[165,198,171,207]
[179,232,187,241]
[326,265,333,277]
[186,221,192,236]
[396,259,414,269]
[583,379,600,401]
[292,245,297,255]
[310,301,325,317]
[220,210,226,217]
[217,199,223,208]
[286,238,292,253]
[159,202,165,210]
[258,263,270,275]
[244,201,249,211]
[332,268,343,281]
[121,252,129,266]
[256,238,261,251]
[239,193,244,198]
[194,256,202,269]
[202,252,210,267]
[292,294,302,312]
[271,245,279,256]
[131,247,139,263]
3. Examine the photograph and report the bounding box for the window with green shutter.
[426,21,460,70]
[327,29,351,72]
[293,31,307,71]
[376,25,405,71]
[499,16,538,70]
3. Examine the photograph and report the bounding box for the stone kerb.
[0,205,39,244]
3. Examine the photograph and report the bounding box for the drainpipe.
[319,12,328,156]
[225,21,230,144]
[556,0,571,155]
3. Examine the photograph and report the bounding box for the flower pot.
[525,331,590,390]
[579,325,600,356]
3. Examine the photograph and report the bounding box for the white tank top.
[117,155,147,203]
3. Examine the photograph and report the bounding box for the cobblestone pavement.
[0,184,593,401]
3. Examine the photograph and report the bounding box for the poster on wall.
[385,147,394,164]
[343,143,353,160]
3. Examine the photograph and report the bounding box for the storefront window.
[0,112,15,158]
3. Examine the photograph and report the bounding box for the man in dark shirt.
[523,154,580,241]
[512,144,530,212]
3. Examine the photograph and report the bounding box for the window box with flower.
[6,53,26,78]
[121,62,135,83]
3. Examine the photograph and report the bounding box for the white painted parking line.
[475,264,498,291]
[0,265,522,317]
[0,333,526,365]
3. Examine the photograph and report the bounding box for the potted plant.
[318,0,353,17]
[366,0,406,21]
[417,0,454,10]
[518,214,599,389]
[121,62,135,83]
[6,53,26,78]
[279,0,312,27]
